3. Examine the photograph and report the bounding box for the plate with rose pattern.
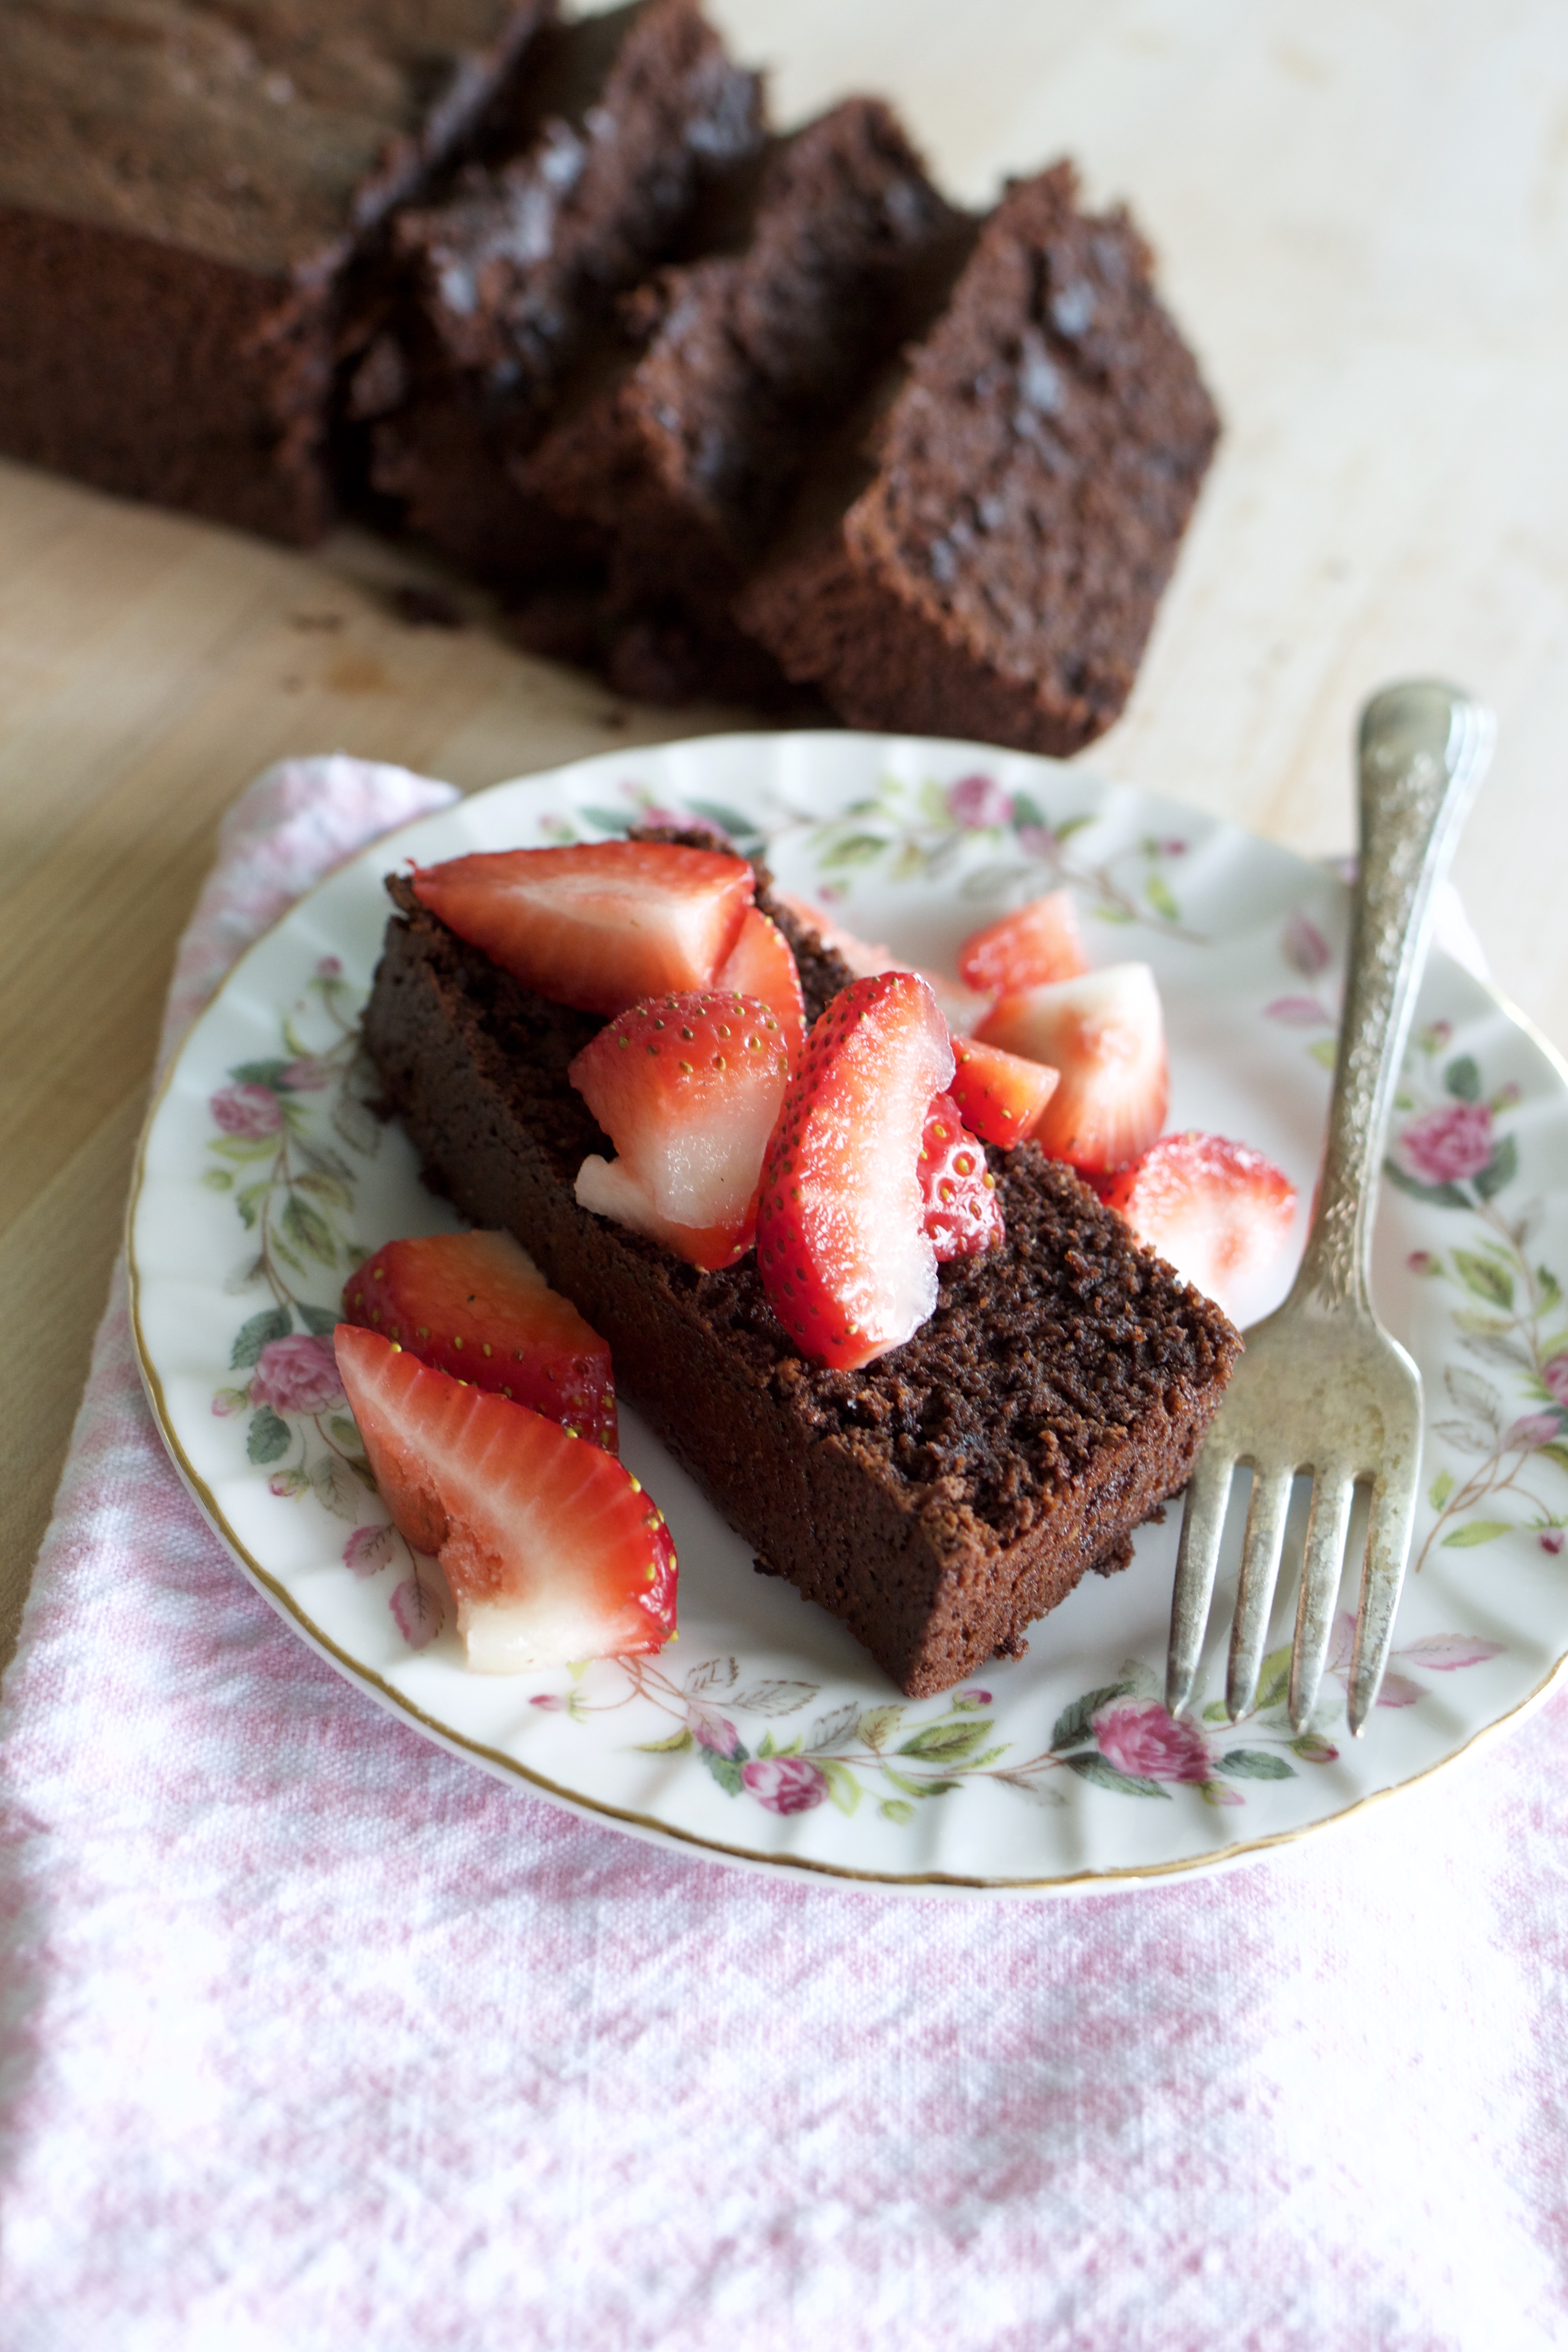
[128,732,1568,1893]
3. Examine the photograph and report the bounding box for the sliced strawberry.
[341,1230,617,1451]
[949,1036,1061,1150]
[717,906,807,1056]
[411,841,754,1016]
[756,971,954,1370]
[977,963,1167,1176]
[1101,1132,1296,1322]
[958,890,1088,997]
[334,1325,676,1671]
[920,1094,1004,1259]
[569,990,793,1270]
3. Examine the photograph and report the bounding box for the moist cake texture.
[355,0,764,580]
[362,857,1239,1696]
[519,98,967,698]
[735,162,1220,756]
[0,0,552,542]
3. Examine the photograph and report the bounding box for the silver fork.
[1166,681,1496,1737]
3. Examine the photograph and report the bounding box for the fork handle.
[1296,682,1495,1312]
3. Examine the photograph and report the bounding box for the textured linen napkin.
[2,757,1564,2352]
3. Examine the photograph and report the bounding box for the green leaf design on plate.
[1536,1441,1568,1475]
[1441,1519,1514,1547]
[1050,1682,1132,1751]
[1383,1159,1470,1209]
[1010,790,1046,831]
[230,1058,295,1091]
[1254,1646,1293,1712]
[820,1760,862,1817]
[819,832,888,870]
[1308,1038,1339,1069]
[698,1745,746,1795]
[1063,1752,1171,1798]
[231,1304,291,1368]
[857,1704,904,1751]
[1145,872,1180,923]
[246,1407,290,1465]
[1453,1249,1513,1308]
[877,1798,914,1825]
[684,797,762,843]
[637,1728,694,1754]
[1444,1054,1481,1102]
[1215,1748,1294,1780]
[283,1195,337,1267]
[1475,1135,1519,1201]
[579,805,631,836]
[1430,1469,1455,1510]
[309,1453,361,1522]
[298,1302,339,1337]
[896,1718,993,1763]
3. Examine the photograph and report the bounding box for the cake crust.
[362,866,1239,1696]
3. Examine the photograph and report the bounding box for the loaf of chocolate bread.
[518,98,970,700]
[0,0,553,544]
[361,862,1239,1696]
[735,163,1220,756]
[353,0,764,581]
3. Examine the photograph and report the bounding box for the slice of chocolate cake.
[735,163,1220,757]
[361,858,1239,1697]
[0,0,553,544]
[517,98,970,699]
[354,0,765,581]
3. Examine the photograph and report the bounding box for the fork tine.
[1226,1469,1294,1720]
[1166,1446,1235,1717]
[1347,1470,1420,1735]
[1288,1470,1356,1731]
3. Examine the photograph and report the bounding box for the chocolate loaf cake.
[362,862,1239,1697]
[735,163,1220,757]
[0,0,553,544]
[517,98,970,699]
[354,0,765,581]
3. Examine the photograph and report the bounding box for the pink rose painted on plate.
[249,1333,344,1416]
[211,1080,283,1138]
[946,774,1014,829]
[1396,1100,1494,1185]
[740,1756,828,1814]
[1093,1698,1212,1784]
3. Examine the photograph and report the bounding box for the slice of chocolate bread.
[0,0,553,544]
[517,98,970,699]
[354,0,765,581]
[735,163,1220,756]
[361,860,1238,1697]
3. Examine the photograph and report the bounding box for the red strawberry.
[1101,1132,1296,1322]
[957,890,1088,997]
[569,990,793,1270]
[341,1230,617,1451]
[949,1036,1061,1150]
[717,906,807,1056]
[977,963,1167,1176]
[920,1094,1004,1259]
[334,1325,676,1671]
[411,841,754,1016]
[756,971,954,1370]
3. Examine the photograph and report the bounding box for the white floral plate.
[129,733,1568,1894]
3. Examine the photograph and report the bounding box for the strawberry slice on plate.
[957,890,1088,997]
[756,970,954,1370]
[717,906,807,1055]
[411,841,754,1016]
[341,1229,617,1450]
[1101,1132,1296,1323]
[920,1093,1004,1259]
[949,1036,1060,1150]
[978,962,1167,1176]
[334,1325,676,1672]
[570,990,793,1269]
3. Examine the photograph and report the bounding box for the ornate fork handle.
[1298,683,1497,1314]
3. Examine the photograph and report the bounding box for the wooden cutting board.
[4,0,1567,1669]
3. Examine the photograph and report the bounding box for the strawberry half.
[569,990,793,1270]
[334,1325,676,1671]
[411,841,754,1016]
[341,1230,617,1451]
[920,1093,1004,1259]
[756,971,954,1370]
[717,906,807,1056]
[1101,1132,1296,1323]
[977,963,1167,1176]
[949,1036,1061,1150]
[958,890,1088,997]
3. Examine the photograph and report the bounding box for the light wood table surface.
[4,0,1566,1678]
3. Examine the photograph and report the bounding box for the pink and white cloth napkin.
[2,757,1564,2351]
